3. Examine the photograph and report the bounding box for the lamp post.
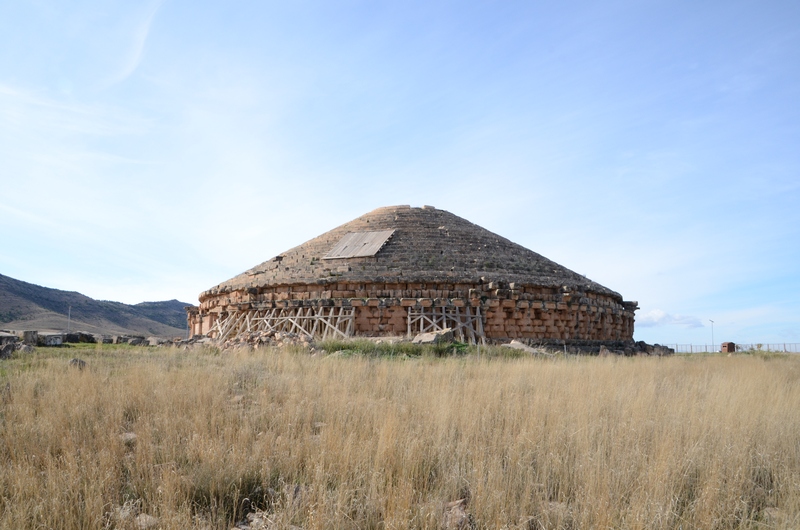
[709,319,715,352]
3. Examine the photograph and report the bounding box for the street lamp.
[709,319,715,352]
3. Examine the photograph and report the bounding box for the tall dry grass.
[0,346,798,529]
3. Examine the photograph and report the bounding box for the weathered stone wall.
[189,279,636,341]
[189,207,638,343]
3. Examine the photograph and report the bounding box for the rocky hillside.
[0,273,189,338]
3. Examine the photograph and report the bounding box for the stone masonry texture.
[188,205,638,342]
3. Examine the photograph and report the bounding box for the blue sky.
[1,0,798,346]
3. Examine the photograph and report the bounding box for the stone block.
[22,331,38,345]
[411,328,454,345]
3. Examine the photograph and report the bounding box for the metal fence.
[667,343,800,354]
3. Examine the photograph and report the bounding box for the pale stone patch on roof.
[323,230,395,259]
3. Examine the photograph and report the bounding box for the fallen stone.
[412,328,454,345]
[599,345,624,356]
[112,501,138,522]
[68,358,87,370]
[232,510,292,530]
[22,330,38,345]
[0,343,15,359]
[38,333,63,347]
[135,513,159,529]
[77,332,96,343]
[651,344,675,356]
[120,432,138,447]
[500,340,551,355]
[0,332,18,343]
[443,498,473,530]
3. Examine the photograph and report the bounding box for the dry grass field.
[0,344,798,529]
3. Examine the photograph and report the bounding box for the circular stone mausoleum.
[187,205,638,344]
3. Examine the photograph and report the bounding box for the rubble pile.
[219,330,314,350]
[513,338,675,356]
[0,332,18,359]
[598,341,675,356]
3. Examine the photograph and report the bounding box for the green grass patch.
[314,338,534,358]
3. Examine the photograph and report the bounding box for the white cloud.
[103,0,166,87]
[0,83,150,139]
[637,309,703,328]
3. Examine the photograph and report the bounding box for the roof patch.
[323,230,395,259]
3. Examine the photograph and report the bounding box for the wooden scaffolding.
[209,306,355,343]
[207,303,485,344]
[406,305,485,344]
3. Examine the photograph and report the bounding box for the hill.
[0,273,189,338]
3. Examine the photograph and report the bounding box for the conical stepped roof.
[202,205,621,300]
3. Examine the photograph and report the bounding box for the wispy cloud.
[103,0,167,87]
[0,83,150,138]
[637,309,704,328]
